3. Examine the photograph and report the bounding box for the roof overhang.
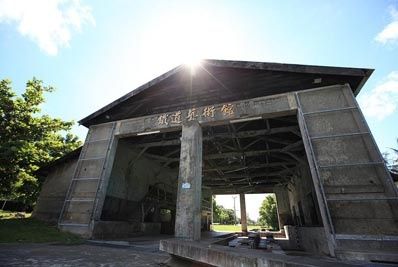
[79,59,373,127]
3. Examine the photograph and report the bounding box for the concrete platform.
[160,238,394,267]
[88,234,174,253]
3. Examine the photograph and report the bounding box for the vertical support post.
[233,196,237,225]
[239,193,248,233]
[211,196,214,230]
[175,121,202,240]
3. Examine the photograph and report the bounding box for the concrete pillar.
[274,186,292,230]
[211,196,214,228]
[174,121,202,240]
[240,193,248,233]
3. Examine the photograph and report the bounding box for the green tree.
[388,139,398,175]
[247,217,256,226]
[219,208,235,224]
[212,197,221,222]
[383,139,398,187]
[0,78,81,206]
[212,198,236,224]
[259,195,279,230]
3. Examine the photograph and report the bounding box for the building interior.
[97,114,327,254]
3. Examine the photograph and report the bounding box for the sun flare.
[140,9,242,71]
[184,57,202,75]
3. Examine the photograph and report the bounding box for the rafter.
[204,168,296,181]
[281,140,303,152]
[143,148,303,163]
[133,126,300,148]
[204,179,281,187]
[204,161,297,172]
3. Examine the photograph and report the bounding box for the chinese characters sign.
[157,104,235,126]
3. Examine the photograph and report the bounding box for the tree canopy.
[387,139,398,175]
[258,195,279,230]
[0,78,81,205]
[212,197,236,224]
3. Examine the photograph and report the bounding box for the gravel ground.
[0,243,170,267]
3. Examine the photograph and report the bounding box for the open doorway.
[212,193,272,232]
[94,130,181,239]
[202,115,326,254]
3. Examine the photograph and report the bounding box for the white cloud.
[0,0,94,55]
[359,71,398,120]
[375,6,398,44]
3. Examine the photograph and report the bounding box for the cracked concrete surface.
[0,243,170,267]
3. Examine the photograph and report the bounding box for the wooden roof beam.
[203,161,297,172]
[133,126,300,148]
[204,168,296,181]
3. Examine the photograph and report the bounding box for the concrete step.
[335,249,398,264]
[329,200,397,232]
[304,108,366,138]
[324,185,385,194]
[327,198,398,235]
[312,135,379,167]
[59,223,91,237]
[319,162,386,190]
[335,234,398,251]
[332,218,398,235]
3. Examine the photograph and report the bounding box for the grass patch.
[0,210,31,219]
[0,210,82,244]
[212,224,262,232]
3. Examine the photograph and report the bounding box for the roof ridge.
[79,59,373,127]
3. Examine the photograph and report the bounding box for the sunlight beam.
[184,57,202,75]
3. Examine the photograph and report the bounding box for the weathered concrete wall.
[302,86,398,225]
[33,159,78,223]
[278,225,329,255]
[284,164,328,255]
[297,85,398,259]
[115,93,297,138]
[273,186,292,229]
[107,140,177,201]
[92,221,141,239]
[287,164,322,227]
[57,123,117,238]
[297,226,330,255]
[101,139,178,221]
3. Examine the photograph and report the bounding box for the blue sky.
[1,0,398,219]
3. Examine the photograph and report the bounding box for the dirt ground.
[0,243,170,267]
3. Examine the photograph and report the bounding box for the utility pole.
[232,196,237,225]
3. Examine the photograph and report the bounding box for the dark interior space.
[100,130,181,235]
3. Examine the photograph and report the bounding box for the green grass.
[0,210,31,219]
[0,210,82,244]
[212,224,262,232]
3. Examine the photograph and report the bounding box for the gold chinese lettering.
[221,104,234,116]
[187,108,199,121]
[202,106,216,118]
[157,114,168,125]
[170,111,182,124]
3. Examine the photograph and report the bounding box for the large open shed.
[34,59,398,264]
